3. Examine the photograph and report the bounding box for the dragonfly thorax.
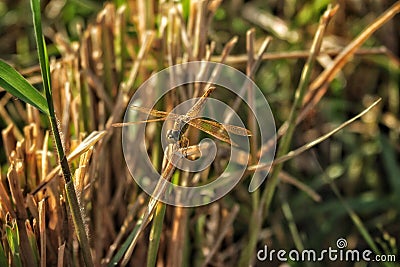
[166,115,190,143]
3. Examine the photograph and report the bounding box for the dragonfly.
[112,86,252,147]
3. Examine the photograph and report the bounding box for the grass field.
[0,0,399,266]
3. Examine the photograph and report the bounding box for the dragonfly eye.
[166,130,179,143]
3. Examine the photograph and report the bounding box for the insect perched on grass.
[112,86,252,148]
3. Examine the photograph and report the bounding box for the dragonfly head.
[166,129,180,143]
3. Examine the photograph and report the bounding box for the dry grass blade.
[0,177,16,218]
[32,130,107,194]
[172,3,193,59]
[39,199,46,267]
[120,148,183,266]
[201,205,239,267]
[118,141,210,266]
[193,36,238,98]
[57,243,65,267]
[85,69,114,111]
[300,1,400,122]
[242,3,298,42]
[224,35,272,125]
[279,171,321,202]
[124,31,155,96]
[74,148,93,194]
[7,165,35,266]
[248,98,382,171]
[0,101,23,140]
[1,124,17,163]
[192,0,207,59]
[167,205,185,267]
[211,47,399,66]
[309,2,400,94]
[41,131,49,181]
[103,193,146,264]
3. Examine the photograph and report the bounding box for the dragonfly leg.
[179,136,190,157]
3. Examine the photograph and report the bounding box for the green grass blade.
[380,135,400,196]
[0,60,49,115]
[30,0,53,117]
[147,133,165,267]
[6,221,23,267]
[0,241,8,267]
[26,222,40,267]
[108,219,142,266]
[317,157,393,267]
[30,0,94,266]
[239,7,334,266]
[147,203,166,267]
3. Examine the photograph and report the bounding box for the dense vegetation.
[0,0,399,266]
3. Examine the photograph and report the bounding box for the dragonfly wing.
[188,119,232,144]
[220,123,252,136]
[186,87,216,118]
[191,118,251,136]
[188,118,252,145]
[129,105,179,120]
[113,105,181,127]
[112,117,168,127]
